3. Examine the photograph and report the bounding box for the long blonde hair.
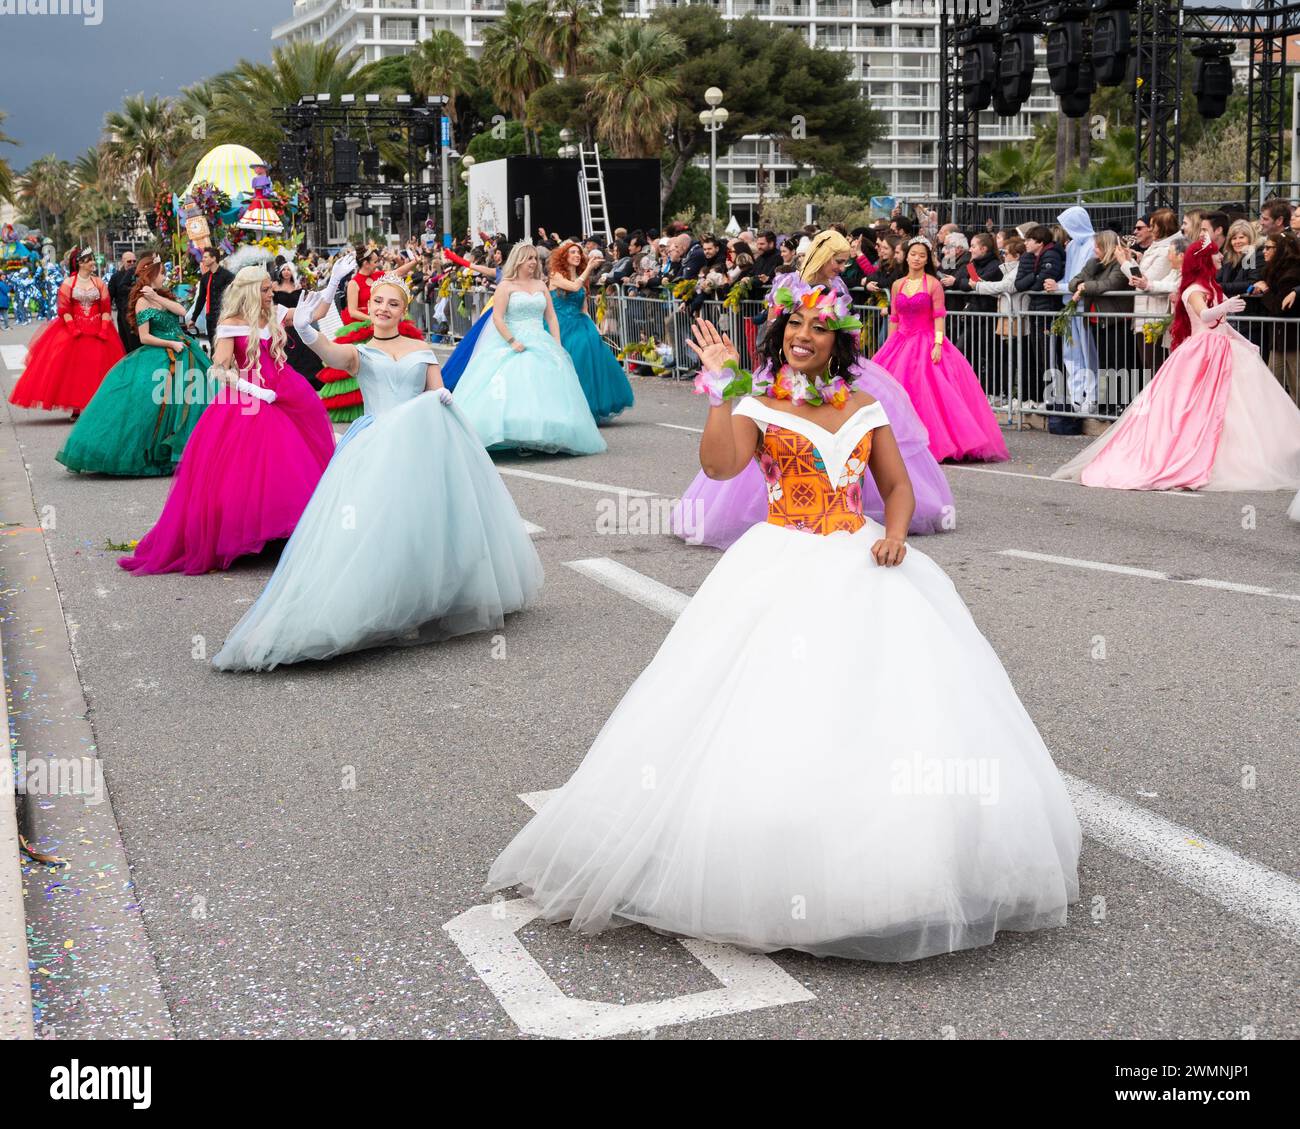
[220,266,287,373]
[1093,229,1119,266]
[502,242,540,281]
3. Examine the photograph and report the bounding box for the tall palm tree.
[103,94,186,208]
[409,30,479,152]
[69,145,128,249]
[480,1,554,155]
[17,155,73,244]
[585,23,684,159]
[0,110,18,206]
[539,0,619,78]
[203,42,369,159]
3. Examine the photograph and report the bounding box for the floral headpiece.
[371,272,412,306]
[767,274,862,332]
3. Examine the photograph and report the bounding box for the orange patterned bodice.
[734,397,889,536]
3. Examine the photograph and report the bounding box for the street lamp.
[699,87,728,223]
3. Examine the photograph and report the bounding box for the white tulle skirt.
[486,519,1081,962]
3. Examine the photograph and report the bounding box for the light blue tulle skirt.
[452,321,607,456]
[212,392,544,671]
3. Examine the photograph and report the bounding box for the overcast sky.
[2,0,277,165]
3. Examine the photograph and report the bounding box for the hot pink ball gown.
[872,276,1009,463]
[120,315,336,575]
[1053,284,1300,491]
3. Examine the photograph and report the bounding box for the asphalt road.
[2,319,1297,1040]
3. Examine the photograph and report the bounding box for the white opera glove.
[320,252,356,305]
[1201,295,1246,323]
[437,387,453,406]
[292,292,321,345]
[235,378,276,404]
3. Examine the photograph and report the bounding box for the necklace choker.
[373,333,401,341]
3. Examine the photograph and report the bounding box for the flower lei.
[694,359,854,409]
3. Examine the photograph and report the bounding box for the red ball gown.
[8,277,124,412]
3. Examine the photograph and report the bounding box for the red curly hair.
[547,240,584,283]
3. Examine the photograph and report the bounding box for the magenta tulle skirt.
[120,364,336,576]
[872,332,1009,463]
[671,359,956,549]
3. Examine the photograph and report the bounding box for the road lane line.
[522,521,545,536]
[1000,549,1300,602]
[497,467,659,497]
[565,558,690,619]
[567,556,1300,944]
[1,345,27,372]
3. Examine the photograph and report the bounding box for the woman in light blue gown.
[213,262,544,671]
[452,243,606,456]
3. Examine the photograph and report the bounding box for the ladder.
[578,142,613,245]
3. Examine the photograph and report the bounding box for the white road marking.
[443,899,814,1040]
[518,790,558,812]
[1000,549,1300,602]
[497,467,659,498]
[1,345,27,372]
[566,556,1300,946]
[522,521,545,536]
[1066,775,1300,943]
[657,423,703,434]
[565,558,691,620]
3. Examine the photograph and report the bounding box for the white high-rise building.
[272,0,1057,217]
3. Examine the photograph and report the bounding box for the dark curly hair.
[757,307,861,382]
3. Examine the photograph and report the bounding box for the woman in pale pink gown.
[120,267,336,575]
[1054,237,1300,492]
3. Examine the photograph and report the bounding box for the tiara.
[905,235,933,249]
[767,274,863,332]
[371,272,412,304]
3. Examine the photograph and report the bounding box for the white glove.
[292,292,321,345]
[235,378,276,404]
[1201,295,1246,323]
[437,387,453,406]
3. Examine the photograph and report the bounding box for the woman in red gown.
[9,248,124,416]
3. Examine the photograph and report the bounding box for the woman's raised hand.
[685,317,739,372]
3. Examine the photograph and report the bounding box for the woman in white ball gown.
[213,261,543,671]
[486,294,1081,962]
[451,243,606,456]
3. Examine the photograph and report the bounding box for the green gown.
[56,306,217,476]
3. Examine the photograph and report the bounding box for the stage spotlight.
[1046,9,1087,95]
[362,148,381,177]
[331,199,347,222]
[997,29,1038,114]
[960,29,998,113]
[1059,58,1096,118]
[1191,41,1234,119]
[1090,0,1135,87]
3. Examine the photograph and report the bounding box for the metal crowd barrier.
[439,288,1300,427]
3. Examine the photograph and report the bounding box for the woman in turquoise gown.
[213,264,544,671]
[453,244,606,456]
[548,240,635,422]
[57,251,216,476]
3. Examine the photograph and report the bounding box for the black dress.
[273,291,325,390]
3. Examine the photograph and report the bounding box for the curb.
[0,627,34,1039]
[0,334,172,1038]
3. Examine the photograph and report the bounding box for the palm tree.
[103,94,186,208]
[585,23,684,159]
[0,110,18,206]
[17,155,73,244]
[69,146,128,250]
[203,42,369,158]
[978,140,1055,196]
[539,0,619,78]
[480,1,554,155]
[409,31,479,152]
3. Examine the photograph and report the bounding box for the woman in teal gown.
[453,244,606,456]
[548,241,635,422]
[57,252,216,476]
[213,264,544,671]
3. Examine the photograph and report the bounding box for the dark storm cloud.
[1,0,277,165]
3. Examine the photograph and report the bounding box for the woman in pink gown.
[1053,236,1300,492]
[871,237,1008,463]
[120,267,336,576]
